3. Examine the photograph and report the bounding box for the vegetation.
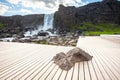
[72,22,120,36]
[0,23,6,29]
[33,40,49,45]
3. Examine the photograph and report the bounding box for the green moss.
[0,23,6,29]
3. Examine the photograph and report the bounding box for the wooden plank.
[0,56,39,80]
[65,67,73,80]
[39,64,56,80]
[72,63,79,80]
[79,62,84,80]
[0,47,39,69]
[0,36,120,80]
[96,50,120,80]
[11,57,46,80]
[105,55,120,75]
[87,61,98,80]
[6,57,43,80]
[31,61,53,80]
[52,68,62,80]
[84,61,91,80]
[82,48,97,80]
[45,66,59,80]
[85,48,104,80]
[23,58,52,80]
[59,70,68,80]
[91,49,112,80]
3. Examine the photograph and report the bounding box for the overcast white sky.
[0,0,103,16]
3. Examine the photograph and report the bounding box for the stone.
[38,31,49,36]
[52,47,93,71]
[52,52,66,65]
[66,48,93,63]
[52,52,74,71]
[58,58,73,71]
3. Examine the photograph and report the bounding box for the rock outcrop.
[54,0,120,33]
[0,14,44,38]
[52,47,93,71]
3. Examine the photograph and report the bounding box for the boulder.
[66,48,93,63]
[58,58,73,71]
[52,52,73,71]
[38,31,49,36]
[52,52,67,65]
[52,47,93,71]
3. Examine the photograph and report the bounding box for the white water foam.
[24,13,54,37]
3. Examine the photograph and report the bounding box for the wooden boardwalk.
[100,34,120,43]
[0,36,120,80]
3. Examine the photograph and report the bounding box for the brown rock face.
[52,47,93,71]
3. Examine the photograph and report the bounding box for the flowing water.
[24,13,54,36]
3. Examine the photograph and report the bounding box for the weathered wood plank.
[0,36,120,80]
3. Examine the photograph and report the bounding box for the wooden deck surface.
[0,36,120,80]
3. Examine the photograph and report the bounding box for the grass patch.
[72,22,120,36]
[85,31,120,36]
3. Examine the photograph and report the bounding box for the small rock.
[58,58,73,71]
[52,52,67,65]
[52,47,93,71]
[66,48,93,63]
[52,52,73,71]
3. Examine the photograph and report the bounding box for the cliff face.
[54,0,120,33]
[0,0,120,38]
[0,14,44,38]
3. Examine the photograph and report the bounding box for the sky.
[0,0,102,16]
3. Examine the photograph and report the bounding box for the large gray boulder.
[52,47,93,71]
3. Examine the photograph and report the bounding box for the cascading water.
[24,13,54,37]
[43,13,54,30]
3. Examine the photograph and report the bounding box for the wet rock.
[30,35,38,39]
[38,31,49,36]
[52,47,93,71]
[12,33,24,39]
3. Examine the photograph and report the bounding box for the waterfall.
[24,13,54,37]
[43,13,54,31]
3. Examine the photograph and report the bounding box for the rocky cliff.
[0,14,44,38]
[0,0,120,38]
[54,0,120,33]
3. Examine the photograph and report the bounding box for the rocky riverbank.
[0,36,79,46]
